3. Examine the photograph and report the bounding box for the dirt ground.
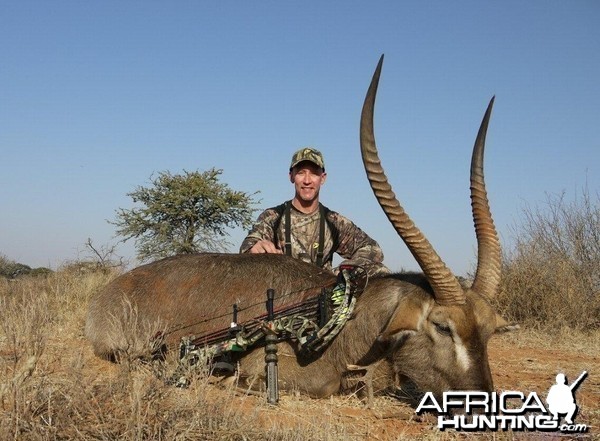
[5,275,598,440]
[229,331,600,440]
[80,330,598,440]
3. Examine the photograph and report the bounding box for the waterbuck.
[86,55,510,400]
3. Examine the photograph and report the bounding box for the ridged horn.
[360,55,465,305]
[470,97,501,299]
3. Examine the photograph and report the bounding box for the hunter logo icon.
[415,369,590,433]
[546,371,588,425]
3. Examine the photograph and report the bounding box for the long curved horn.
[470,97,501,299]
[360,55,465,305]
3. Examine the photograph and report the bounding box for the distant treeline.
[0,255,52,279]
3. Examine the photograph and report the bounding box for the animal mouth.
[391,375,425,405]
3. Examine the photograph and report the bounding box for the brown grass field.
[1,269,599,440]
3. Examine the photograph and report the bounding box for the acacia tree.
[112,168,257,262]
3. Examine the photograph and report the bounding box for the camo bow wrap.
[172,265,368,387]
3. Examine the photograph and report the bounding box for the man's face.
[290,161,327,203]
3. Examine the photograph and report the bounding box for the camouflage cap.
[289,147,325,171]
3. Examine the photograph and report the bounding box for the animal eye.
[434,322,452,336]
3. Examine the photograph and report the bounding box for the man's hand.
[248,240,283,254]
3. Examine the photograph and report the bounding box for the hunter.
[240,147,390,277]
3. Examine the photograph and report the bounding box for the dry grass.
[1,265,598,440]
[0,270,390,440]
[496,189,600,332]
[2,187,598,439]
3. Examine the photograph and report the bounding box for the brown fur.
[85,253,504,399]
[85,58,509,401]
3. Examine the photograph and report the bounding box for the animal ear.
[494,313,520,333]
[378,296,429,342]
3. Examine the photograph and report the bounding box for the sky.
[1,1,599,276]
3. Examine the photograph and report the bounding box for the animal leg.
[239,343,342,398]
[345,361,383,408]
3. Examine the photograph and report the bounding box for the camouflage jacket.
[239,201,389,276]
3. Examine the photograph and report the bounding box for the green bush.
[0,254,53,279]
[0,255,31,278]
